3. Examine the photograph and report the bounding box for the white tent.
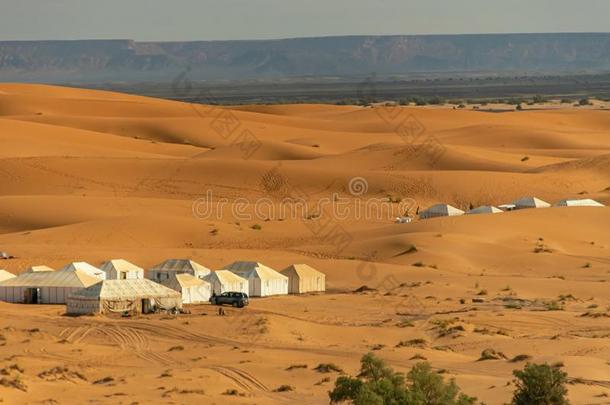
[419,204,465,219]
[0,269,100,304]
[555,199,604,207]
[59,262,106,280]
[25,265,54,273]
[148,259,211,282]
[100,259,144,280]
[224,261,288,297]
[0,270,15,283]
[161,273,211,304]
[280,264,326,294]
[466,205,503,215]
[66,279,182,315]
[498,204,516,211]
[512,197,551,210]
[203,270,248,295]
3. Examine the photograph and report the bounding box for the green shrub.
[511,363,569,405]
[329,353,476,405]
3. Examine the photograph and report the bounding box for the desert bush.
[396,338,427,348]
[314,363,343,373]
[510,354,532,363]
[274,384,295,392]
[251,224,262,230]
[329,353,477,405]
[511,363,569,405]
[478,348,507,361]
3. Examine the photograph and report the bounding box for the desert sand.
[0,83,609,404]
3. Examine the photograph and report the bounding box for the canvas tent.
[0,269,100,304]
[66,279,182,315]
[26,265,54,273]
[161,273,211,304]
[466,205,503,215]
[0,270,15,283]
[281,264,326,294]
[512,197,550,210]
[59,262,106,280]
[555,199,604,207]
[419,204,465,219]
[148,259,211,282]
[203,270,248,295]
[224,261,288,297]
[100,259,144,280]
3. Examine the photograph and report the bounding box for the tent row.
[419,197,605,220]
[0,260,326,309]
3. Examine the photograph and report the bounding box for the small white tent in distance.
[555,199,604,207]
[512,197,551,210]
[466,205,503,215]
[419,204,465,219]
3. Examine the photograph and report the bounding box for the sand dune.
[0,84,608,404]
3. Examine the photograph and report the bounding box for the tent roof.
[204,270,247,285]
[281,264,325,278]
[59,262,105,278]
[0,269,100,288]
[512,197,550,208]
[174,273,208,288]
[150,259,211,274]
[0,270,16,283]
[26,265,54,273]
[556,199,604,207]
[69,279,180,300]
[466,205,503,215]
[100,259,144,274]
[224,261,287,281]
[420,204,465,217]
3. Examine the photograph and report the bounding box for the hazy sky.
[1,0,609,41]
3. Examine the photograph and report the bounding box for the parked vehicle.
[209,291,249,308]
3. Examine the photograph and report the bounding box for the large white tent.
[148,259,211,282]
[466,205,503,215]
[512,197,551,209]
[59,262,106,280]
[161,273,211,304]
[0,269,100,304]
[100,259,144,280]
[0,270,15,283]
[555,199,605,207]
[66,279,182,315]
[280,264,326,294]
[203,270,248,295]
[419,204,465,219]
[224,261,288,297]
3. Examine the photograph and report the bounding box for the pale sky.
[0,0,609,41]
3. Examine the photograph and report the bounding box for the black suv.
[210,292,249,308]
